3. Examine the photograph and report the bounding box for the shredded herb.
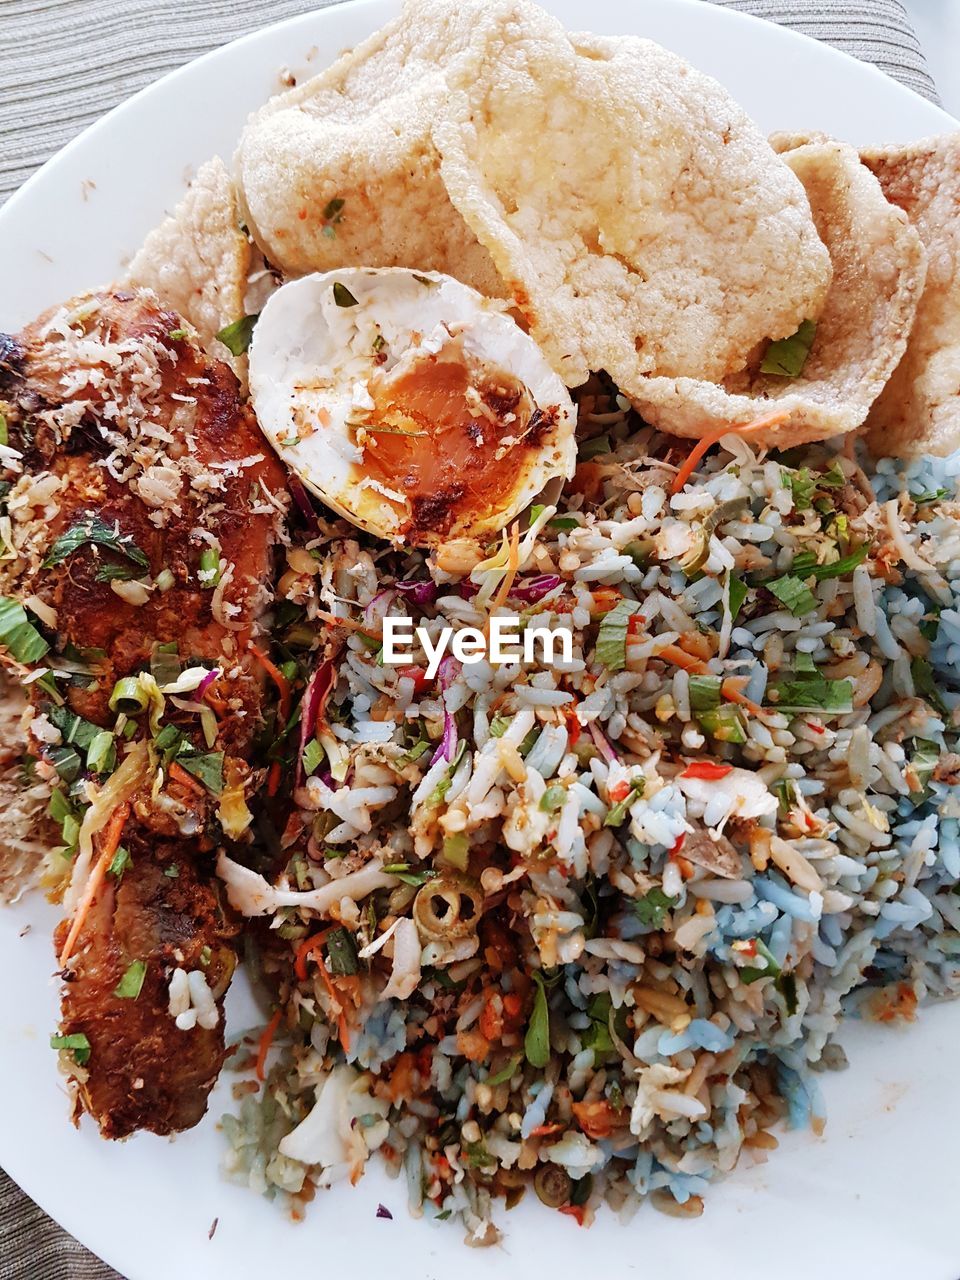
[333,281,359,308]
[0,596,49,663]
[595,598,640,672]
[326,927,359,976]
[604,778,645,827]
[633,887,677,929]
[698,704,747,744]
[177,751,224,795]
[108,846,132,880]
[791,541,871,582]
[381,863,437,888]
[740,939,781,983]
[689,674,722,713]
[579,434,610,461]
[727,573,748,622]
[760,318,817,377]
[539,784,567,813]
[783,467,816,511]
[549,515,581,530]
[113,959,146,1000]
[582,991,615,1054]
[767,670,853,715]
[524,972,550,1069]
[486,1055,522,1086]
[215,313,259,355]
[911,657,948,715]
[768,574,818,617]
[44,515,148,571]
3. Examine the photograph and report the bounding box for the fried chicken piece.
[0,289,287,1137]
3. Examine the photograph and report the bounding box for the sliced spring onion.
[198,547,222,587]
[697,704,747,744]
[155,568,175,593]
[50,1032,91,1065]
[739,939,781,983]
[760,318,817,377]
[108,846,132,880]
[0,596,50,662]
[109,677,150,715]
[302,738,324,777]
[113,960,146,1000]
[791,541,870,582]
[441,832,469,870]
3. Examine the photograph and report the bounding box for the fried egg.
[248,268,576,545]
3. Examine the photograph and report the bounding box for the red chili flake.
[681,760,734,781]
[376,1204,393,1220]
[559,1204,587,1225]
[608,780,631,803]
[670,834,687,856]
[806,721,825,735]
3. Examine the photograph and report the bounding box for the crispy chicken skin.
[0,289,287,1137]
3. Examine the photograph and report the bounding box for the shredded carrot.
[168,760,206,795]
[314,949,351,1052]
[248,642,292,723]
[315,610,382,643]
[294,927,332,981]
[670,409,791,495]
[655,643,709,675]
[721,676,764,718]
[256,1010,282,1082]
[202,683,228,717]
[489,523,521,615]
[58,802,130,966]
[266,761,282,798]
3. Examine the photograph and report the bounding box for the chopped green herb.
[818,461,846,489]
[50,1032,91,1065]
[727,573,748,622]
[462,1139,496,1169]
[0,412,7,446]
[740,939,781,983]
[108,846,132,880]
[595,598,641,672]
[528,503,546,525]
[486,1055,522,1086]
[623,538,654,570]
[48,705,101,752]
[760,318,817,377]
[302,738,324,777]
[633,887,677,929]
[688,674,721,714]
[767,672,853,716]
[85,730,116,776]
[94,560,145,583]
[539,784,567,813]
[777,971,799,1015]
[911,487,948,505]
[48,745,81,783]
[198,546,221,586]
[167,328,188,341]
[910,657,948,716]
[326,926,359,976]
[791,541,871,582]
[333,281,359,308]
[0,596,50,662]
[524,971,550,1069]
[215,313,259,355]
[488,714,510,738]
[579,434,611,461]
[322,197,345,223]
[113,959,146,1000]
[177,751,224,795]
[698,704,747,744]
[604,778,645,827]
[164,864,180,879]
[396,739,431,767]
[783,467,816,511]
[549,515,581,530]
[381,863,437,888]
[907,738,940,802]
[768,574,818,617]
[44,515,148,571]
[582,992,614,1054]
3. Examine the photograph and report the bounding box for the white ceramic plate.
[1,3,957,1276]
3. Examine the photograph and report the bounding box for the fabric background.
[0,0,940,1275]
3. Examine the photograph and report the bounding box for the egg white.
[248,268,577,544]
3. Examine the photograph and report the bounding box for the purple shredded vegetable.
[376,1204,393,1220]
[510,573,561,603]
[430,656,462,765]
[458,579,480,600]
[364,588,396,627]
[589,720,619,764]
[395,578,438,607]
[197,668,219,697]
[287,473,321,535]
[295,659,335,789]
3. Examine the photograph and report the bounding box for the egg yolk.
[355,352,552,537]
